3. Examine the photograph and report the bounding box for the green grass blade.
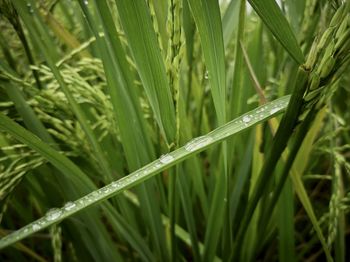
[229,0,246,119]
[186,0,227,260]
[222,0,240,48]
[177,166,201,261]
[1,80,54,146]
[186,0,226,125]
[277,178,295,262]
[284,0,306,32]
[248,0,305,64]
[0,112,154,260]
[0,95,290,249]
[79,1,168,260]
[114,0,176,143]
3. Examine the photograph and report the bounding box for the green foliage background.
[0,0,349,261]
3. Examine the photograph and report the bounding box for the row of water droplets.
[219,97,290,138]
[25,201,78,237]
[4,98,291,246]
[26,2,34,13]
[17,98,290,239]
[8,152,179,243]
[241,98,289,125]
[182,98,289,150]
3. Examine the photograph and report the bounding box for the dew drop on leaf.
[242,115,252,123]
[270,107,280,115]
[32,224,40,231]
[159,154,174,164]
[46,208,63,221]
[185,136,213,152]
[63,202,76,211]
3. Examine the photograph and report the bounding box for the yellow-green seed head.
[309,72,320,91]
[320,56,336,78]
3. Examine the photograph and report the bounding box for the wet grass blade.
[0,112,154,260]
[0,95,290,249]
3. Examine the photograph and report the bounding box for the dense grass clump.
[0,0,349,261]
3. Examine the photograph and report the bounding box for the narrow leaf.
[248,0,305,64]
[115,0,176,143]
[0,95,290,249]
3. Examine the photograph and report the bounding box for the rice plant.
[0,0,349,261]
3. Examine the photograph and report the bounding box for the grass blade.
[0,112,154,260]
[115,0,176,143]
[186,0,227,259]
[79,1,168,259]
[186,0,226,125]
[248,0,305,64]
[0,95,290,249]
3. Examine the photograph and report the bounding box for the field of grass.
[0,0,349,261]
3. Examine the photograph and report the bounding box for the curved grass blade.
[248,0,305,64]
[0,95,290,249]
[0,112,154,260]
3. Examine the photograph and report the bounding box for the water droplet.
[64,202,76,211]
[27,3,34,14]
[242,115,252,123]
[111,181,121,188]
[102,187,111,193]
[204,71,209,79]
[32,224,40,231]
[184,136,213,152]
[46,208,62,221]
[270,107,280,115]
[159,154,174,164]
[83,0,89,5]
